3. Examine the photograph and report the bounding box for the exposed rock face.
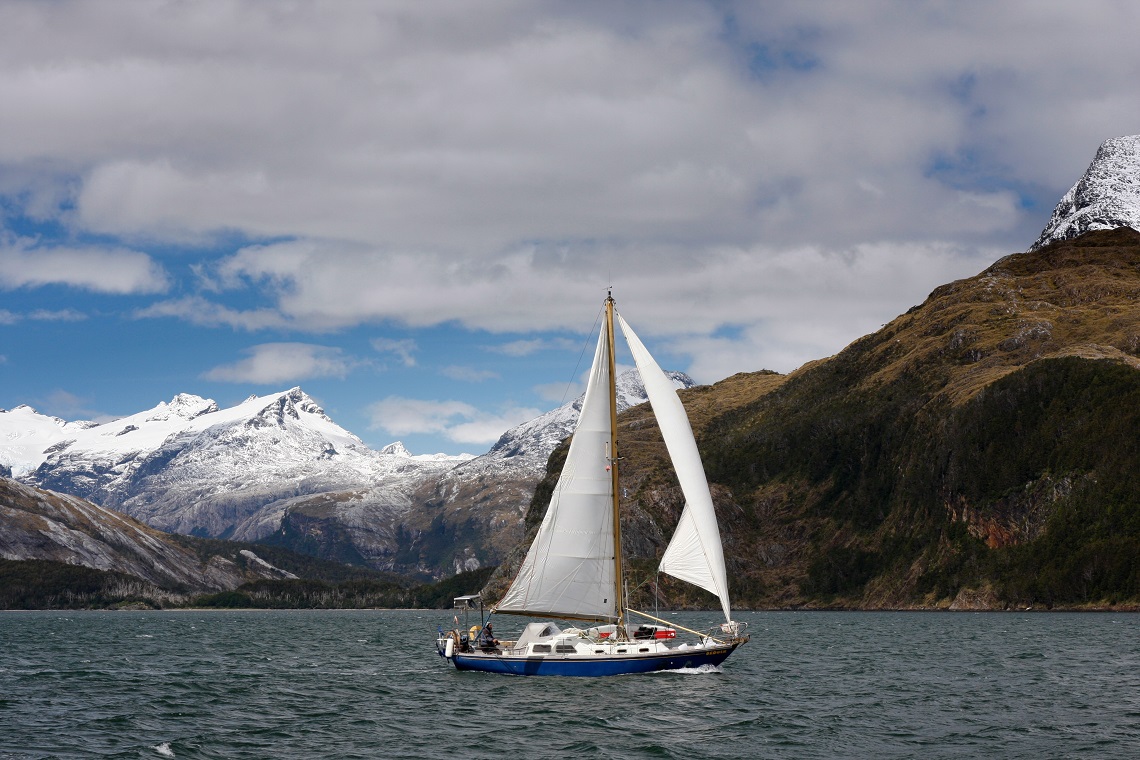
[0,476,292,590]
[283,369,695,578]
[1032,135,1140,250]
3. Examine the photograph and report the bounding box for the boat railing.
[702,620,749,645]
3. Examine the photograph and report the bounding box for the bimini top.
[452,594,481,609]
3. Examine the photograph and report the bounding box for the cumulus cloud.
[367,396,541,445]
[207,236,998,375]
[203,343,358,384]
[0,239,169,294]
[3,1,1140,449]
[10,1,1131,259]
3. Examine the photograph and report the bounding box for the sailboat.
[436,292,748,676]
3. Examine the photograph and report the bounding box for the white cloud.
[371,337,417,367]
[489,338,578,357]
[3,0,1140,427]
[10,0,1125,257]
[0,239,169,294]
[205,236,998,376]
[28,309,87,322]
[367,396,540,445]
[203,343,357,384]
[489,339,548,357]
[134,296,288,331]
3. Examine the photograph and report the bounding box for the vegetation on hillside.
[190,566,497,609]
[699,230,1140,609]
[488,229,1140,612]
[0,558,179,609]
[8,230,1139,612]
[0,556,495,611]
[170,533,409,584]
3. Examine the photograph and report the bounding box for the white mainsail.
[495,322,618,621]
[617,313,732,622]
[496,305,731,624]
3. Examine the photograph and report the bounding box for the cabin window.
[617,648,627,653]
[594,650,604,654]
[532,644,551,653]
[639,647,649,653]
[555,644,576,654]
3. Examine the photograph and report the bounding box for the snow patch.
[1033,135,1140,250]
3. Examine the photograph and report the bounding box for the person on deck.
[479,623,499,650]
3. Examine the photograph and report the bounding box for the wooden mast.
[605,291,625,633]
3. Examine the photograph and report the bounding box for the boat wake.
[659,663,723,675]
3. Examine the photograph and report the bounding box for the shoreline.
[4,604,1138,613]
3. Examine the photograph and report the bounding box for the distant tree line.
[0,558,495,611]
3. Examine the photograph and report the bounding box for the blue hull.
[450,644,739,677]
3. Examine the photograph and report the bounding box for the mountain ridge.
[0,475,296,592]
[2,371,690,579]
[583,227,1140,610]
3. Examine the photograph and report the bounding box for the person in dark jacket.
[479,623,499,650]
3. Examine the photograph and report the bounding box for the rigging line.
[558,304,605,409]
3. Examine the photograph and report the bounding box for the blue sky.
[2,0,1139,455]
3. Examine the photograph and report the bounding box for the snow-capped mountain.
[2,371,690,578]
[394,369,694,575]
[8,389,467,543]
[0,405,99,478]
[1032,135,1140,250]
[476,368,694,470]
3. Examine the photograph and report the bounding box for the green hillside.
[495,229,1140,611]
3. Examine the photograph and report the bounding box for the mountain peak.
[380,441,411,457]
[1032,134,1140,250]
[162,393,219,420]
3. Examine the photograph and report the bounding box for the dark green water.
[1,610,1137,759]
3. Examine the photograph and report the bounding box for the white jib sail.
[617,313,732,622]
[495,322,618,621]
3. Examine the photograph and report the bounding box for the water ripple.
[1,610,1138,758]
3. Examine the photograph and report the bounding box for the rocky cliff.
[0,476,295,591]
